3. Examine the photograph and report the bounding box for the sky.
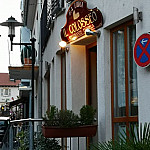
[0,0,22,73]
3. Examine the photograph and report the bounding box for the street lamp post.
[0,16,35,149]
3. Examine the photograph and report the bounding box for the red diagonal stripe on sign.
[137,38,150,62]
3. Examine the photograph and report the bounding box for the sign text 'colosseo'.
[61,0,103,43]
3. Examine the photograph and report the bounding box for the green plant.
[90,123,150,150]
[43,105,59,126]
[80,105,96,125]
[16,129,61,150]
[90,139,127,150]
[35,132,61,150]
[125,123,150,150]
[57,109,79,128]
[43,105,96,128]
[16,130,29,150]
[21,46,32,64]
[43,105,79,128]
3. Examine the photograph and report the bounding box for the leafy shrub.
[57,109,79,128]
[80,105,96,125]
[43,105,59,126]
[35,132,61,150]
[16,130,61,150]
[16,129,29,150]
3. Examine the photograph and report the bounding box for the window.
[9,89,11,96]
[1,88,11,97]
[111,21,138,139]
[4,89,8,96]
[21,81,30,86]
[51,0,64,16]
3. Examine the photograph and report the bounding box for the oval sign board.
[61,0,103,43]
[134,33,150,67]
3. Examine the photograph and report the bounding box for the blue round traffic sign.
[134,33,150,67]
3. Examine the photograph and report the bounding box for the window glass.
[1,89,3,96]
[113,29,126,117]
[128,25,138,116]
[111,21,138,139]
[0,121,5,126]
[129,122,138,138]
[4,89,9,96]
[9,89,11,96]
[114,122,126,140]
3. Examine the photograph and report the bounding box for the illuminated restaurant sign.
[61,0,103,43]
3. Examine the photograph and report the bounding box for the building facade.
[21,0,150,145]
[0,73,20,103]
[0,73,20,116]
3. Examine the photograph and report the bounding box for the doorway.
[86,43,98,143]
[86,43,97,110]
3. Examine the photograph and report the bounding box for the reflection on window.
[128,25,138,116]
[111,21,138,139]
[0,121,5,126]
[129,122,138,139]
[114,122,126,140]
[113,29,126,117]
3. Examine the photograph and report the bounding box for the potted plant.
[21,46,32,65]
[42,105,97,138]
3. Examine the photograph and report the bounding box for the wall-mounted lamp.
[0,16,23,43]
[133,7,142,25]
[85,29,101,38]
[56,41,69,55]
[59,41,67,48]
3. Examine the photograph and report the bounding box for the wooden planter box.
[42,125,97,138]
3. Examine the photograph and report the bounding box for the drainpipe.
[38,0,42,119]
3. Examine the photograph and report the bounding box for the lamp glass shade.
[8,24,15,37]
[0,16,23,40]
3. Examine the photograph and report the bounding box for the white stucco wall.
[0,87,19,104]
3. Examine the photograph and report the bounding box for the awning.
[8,98,28,107]
[8,65,39,80]
[71,35,97,45]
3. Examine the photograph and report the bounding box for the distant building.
[0,73,20,107]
